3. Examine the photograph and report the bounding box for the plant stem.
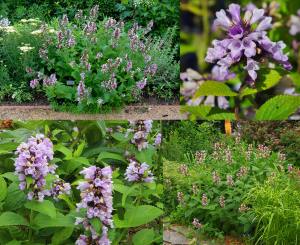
[28,210,34,241]
[297,49,300,73]
[199,0,210,71]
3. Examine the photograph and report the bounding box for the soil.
[0,105,185,120]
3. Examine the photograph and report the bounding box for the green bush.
[163,133,292,238]
[238,121,300,166]
[162,121,222,162]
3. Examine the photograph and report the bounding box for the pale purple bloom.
[43,74,57,86]
[50,179,71,200]
[289,10,300,36]
[125,160,154,183]
[14,134,56,202]
[77,80,88,102]
[30,79,39,89]
[206,3,292,84]
[136,78,147,90]
[129,120,152,151]
[154,133,162,146]
[76,166,113,244]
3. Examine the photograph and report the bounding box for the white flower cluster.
[133,0,155,8]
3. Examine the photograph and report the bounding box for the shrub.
[0,120,163,244]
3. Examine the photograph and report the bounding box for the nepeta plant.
[125,160,154,183]
[27,5,166,112]
[76,166,113,245]
[206,3,292,85]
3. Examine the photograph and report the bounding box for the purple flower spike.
[14,134,56,202]
[125,160,154,183]
[206,3,292,84]
[76,166,113,245]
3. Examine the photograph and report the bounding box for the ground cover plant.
[0,120,163,244]
[0,1,179,112]
[180,0,300,120]
[163,121,300,244]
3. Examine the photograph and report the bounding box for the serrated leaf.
[114,205,163,228]
[25,200,56,219]
[255,95,300,120]
[194,81,237,97]
[240,70,282,97]
[0,212,29,227]
[132,229,156,245]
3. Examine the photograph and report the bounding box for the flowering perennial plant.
[14,134,57,201]
[76,166,113,245]
[206,3,292,85]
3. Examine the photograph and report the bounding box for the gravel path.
[0,105,185,120]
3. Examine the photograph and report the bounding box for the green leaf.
[0,176,7,202]
[3,183,26,211]
[0,212,29,227]
[114,205,163,228]
[181,106,235,120]
[111,132,129,142]
[132,229,156,245]
[90,218,103,235]
[288,72,300,87]
[1,172,18,182]
[33,213,75,229]
[255,95,300,120]
[194,81,237,97]
[135,146,155,165]
[64,157,90,173]
[54,144,73,160]
[25,200,56,219]
[73,141,86,157]
[51,227,74,245]
[240,70,282,97]
[97,152,126,162]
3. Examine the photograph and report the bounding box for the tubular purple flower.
[76,166,113,245]
[30,79,39,89]
[206,3,292,84]
[14,134,56,202]
[125,160,154,183]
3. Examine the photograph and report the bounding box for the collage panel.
[180,0,300,120]
[0,120,163,244]
[162,120,300,244]
[0,0,180,118]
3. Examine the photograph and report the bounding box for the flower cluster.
[128,120,153,151]
[30,73,57,89]
[125,160,154,183]
[14,134,56,201]
[180,66,234,108]
[57,15,76,49]
[201,193,208,206]
[75,166,113,245]
[195,150,206,164]
[206,3,292,85]
[257,144,271,158]
[178,164,189,176]
[50,179,71,200]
